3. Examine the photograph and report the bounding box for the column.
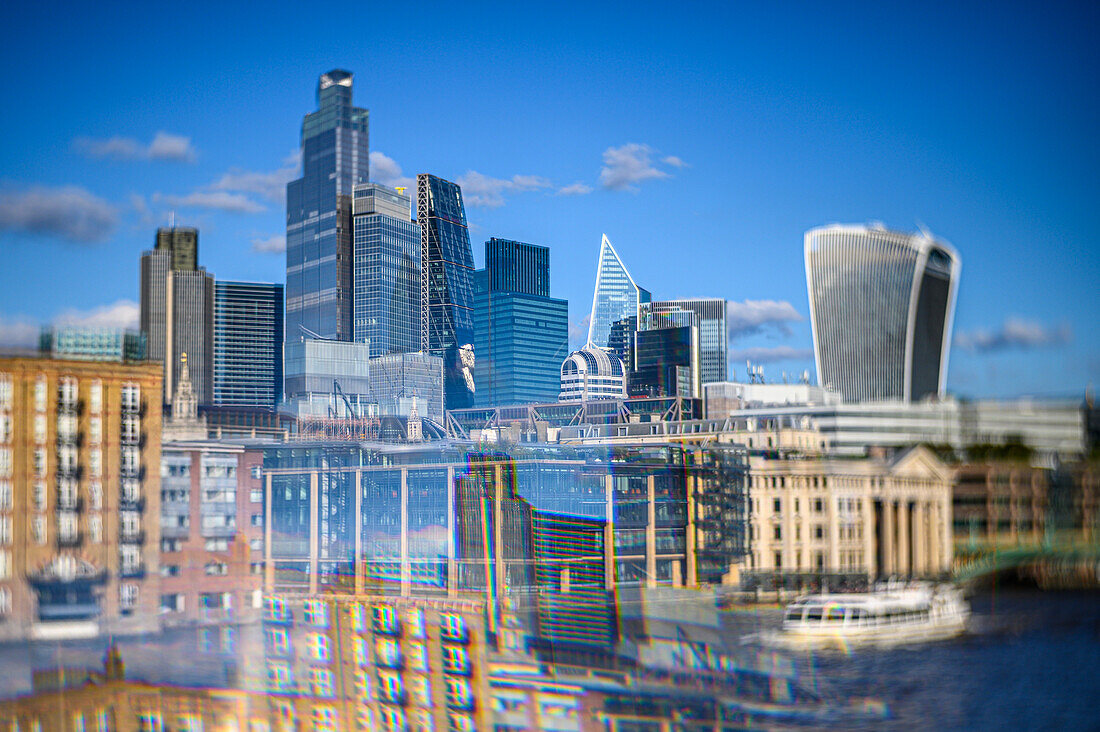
[882,499,895,576]
[863,495,875,580]
[686,467,697,588]
[897,500,910,576]
[263,472,273,593]
[354,470,363,594]
[447,466,456,597]
[400,468,409,597]
[646,475,657,588]
[927,501,940,574]
[308,471,319,595]
[494,464,505,603]
[604,473,615,590]
[912,501,927,576]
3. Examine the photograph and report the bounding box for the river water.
[729,588,1100,730]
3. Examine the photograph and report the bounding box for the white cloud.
[0,299,140,349]
[726,299,803,338]
[252,234,286,254]
[955,317,1072,353]
[729,346,814,364]
[0,315,39,349]
[0,185,117,243]
[369,151,415,190]
[153,191,265,214]
[557,182,593,196]
[130,193,154,225]
[212,151,300,202]
[568,314,591,351]
[662,155,688,168]
[73,131,196,162]
[599,143,672,191]
[457,170,552,208]
[54,300,140,330]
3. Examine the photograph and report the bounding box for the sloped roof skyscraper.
[585,235,650,351]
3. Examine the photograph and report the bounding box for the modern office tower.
[640,299,727,385]
[283,339,444,425]
[586,234,650,351]
[213,282,284,410]
[607,315,636,367]
[629,324,700,399]
[158,441,265,628]
[351,183,420,356]
[39,327,146,362]
[367,352,445,425]
[559,347,627,401]
[473,239,569,407]
[805,223,960,403]
[0,356,163,641]
[417,174,476,409]
[285,70,369,345]
[154,226,198,272]
[140,227,214,406]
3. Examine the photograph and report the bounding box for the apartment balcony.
[57,532,83,548]
[119,530,145,544]
[119,563,146,579]
[57,496,83,512]
[119,496,146,512]
[120,466,146,481]
[121,401,145,417]
[121,432,146,448]
[57,399,83,416]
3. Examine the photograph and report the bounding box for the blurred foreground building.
[0,357,163,641]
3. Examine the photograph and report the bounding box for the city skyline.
[0,2,1096,399]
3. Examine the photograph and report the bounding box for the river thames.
[729,588,1100,730]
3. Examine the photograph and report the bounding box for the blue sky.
[0,1,1096,398]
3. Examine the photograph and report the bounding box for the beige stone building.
[0,356,162,641]
[744,445,953,580]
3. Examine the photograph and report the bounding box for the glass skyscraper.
[805,224,960,403]
[352,183,420,356]
[639,298,728,385]
[213,281,284,409]
[285,70,369,345]
[473,239,569,406]
[417,174,476,409]
[586,234,650,351]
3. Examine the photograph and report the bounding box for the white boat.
[769,581,969,649]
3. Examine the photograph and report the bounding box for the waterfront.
[729,588,1100,730]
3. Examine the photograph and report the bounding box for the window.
[813,498,825,513]
[444,677,474,709]
[306,632,331,662]
[303,599,329,627]
[204,562,228,576]
[375,638,402,668]
[0,587,10,614]
[250,465,262,480]
[90,515,103,544]
[0,480,9,509]
[33,515,46,544]
[311,706,338,732]
[205,538,230,552]
[267,663,293,691]
[89,381,102,414]
[0,551,10,580]
[439,613,467,642]
[773,498,781,514]
[120,583,139,610]
[409,675,432,706]
[0,414,12,444]
[89,481,103,510]
[0,374,11,410]
[774,551,782,569]
[407,643,429,672]
[160,594,184,613]
[250,514,263,527]
[309,668,335,698]
[814,525,825,540]
[250,488,263,503]
[0,516,10,546]
[135,714,162,732]
[773,525,782,540]
[441,646,470,675]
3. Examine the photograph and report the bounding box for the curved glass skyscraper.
[804,224,960,403]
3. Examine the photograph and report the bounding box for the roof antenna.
[169,210,176,228]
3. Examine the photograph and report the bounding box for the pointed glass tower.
[585,235,650,350]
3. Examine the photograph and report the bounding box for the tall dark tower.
[285,70,369,347]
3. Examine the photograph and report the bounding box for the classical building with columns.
[743,445,953,581]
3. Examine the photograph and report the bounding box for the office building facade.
[417,174,476,409]
[351,183,420,356]
[474,239,569,407]
[0,357,163,641]
[286,70,369,345]
[140,226,214,406]
[39,327,146,362]
[639,299,727,385]
[586,235,650,351]
[629,324,700,399]
[559,348,627,402]
[805,224,960,402]
[213,281,284,410]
